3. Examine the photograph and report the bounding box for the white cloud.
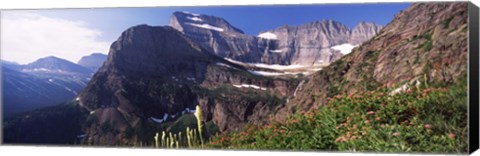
[1,12,110,64]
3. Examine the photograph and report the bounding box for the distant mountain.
[2,66,82,117]
[23,56,93,75]
[77,53,107,71]
[169,11,383,66]
[2,60,22,70]
[3,56,94,117]
[349,21,384,45]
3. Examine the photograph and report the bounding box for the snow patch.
[151,117,165,124]
[331,43,358,54]
[258,32,277,40]
[293,80,305,97]
[248,70,288,76]
[64,87,77,95]
[215,62,237,69]
[187,16,203,22]
[233,84,267,90]
[269,49,283,53]
[251,63,306,70]
[186,23,224,32]
[181,11,200,16]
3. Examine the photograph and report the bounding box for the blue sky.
[1,2,411,64]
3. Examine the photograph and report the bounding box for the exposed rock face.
[279,2,468,121]
[169,12,383,66]
[349,22,384,45]
[77,25,297,144]
[168,11,266,62]
[263,20,350,65]
[77,53,108,72]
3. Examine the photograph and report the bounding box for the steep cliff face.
[262,20,351,65]
[77,25,297,144]
[168,11,270,63]
[169,12,382,66]
[349,22,384,45]
[278,2,468,120]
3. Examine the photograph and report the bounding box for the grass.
[205,76,468,153]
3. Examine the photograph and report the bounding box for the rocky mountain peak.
[169,11,244,34]
[349,21,384,45]
[24,56,92,75]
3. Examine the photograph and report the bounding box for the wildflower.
[351,135,357,140]
[162,131,166,147]
[449,133,455,139]
[364,120,371,124]
[392,132,400,136]
[424,124,433,129]
[195,105,204,146]
[335,136,347,142]
[366,111,375,115]
[375,117,381,121]
[154,133,159,148]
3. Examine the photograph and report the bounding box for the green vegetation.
[413,31,433,52]
[152,105,208,149]
[206,76,468,153]
[443,16,454,29]
[3,101,89,144]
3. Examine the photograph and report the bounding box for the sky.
[0,2,411,64]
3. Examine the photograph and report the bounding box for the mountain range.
[2,2,469,149]
[2,54,107,117]
[169,11,383,66]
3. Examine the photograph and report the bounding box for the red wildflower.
[392,132,400,136]
[351,135,357,140]
[366,111,375,115]
[449,133,455,139]
[424,124,433,129]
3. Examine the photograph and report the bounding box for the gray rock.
[169,12,383,66]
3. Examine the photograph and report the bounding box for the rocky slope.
[277,2,468,121]
[169,12,383,66]
[76,25,298,145]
